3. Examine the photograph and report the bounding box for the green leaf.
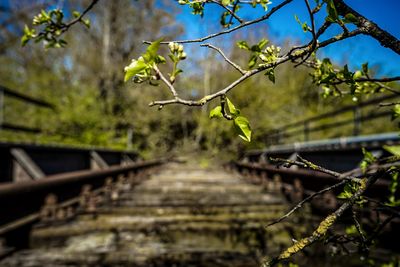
[265,69,275,83]
[21,34,30,46]
[384,145,400,156]
[344,13,358,23]
[82,18,90,28]
[362,63,368,75]
[248,54,258,69]
[392,105,400,120]
[155,55,166,64]
[294,15,308,32]
[237,40,250,50]
[209,106,223,119]
[173,68,183,76]
[124,58,148,82]
[360,148,376,173]
[325,0,338,22]
[143,38,163,63]
[222,0,231,6]
[72,11,81,18]
[226,97,240,116]
[233,116,252,142]
[257,39,269,49]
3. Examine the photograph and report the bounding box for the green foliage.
[178,0,205,17]
[125,39,186,85]
[344,225,358,235]
[222,0,234,6]
[209,97,252,142]
[360,148,376,173]
[168,42,186,83]
[294,15,309,32]
[124,38,165,83]
[337,180,367,205]
[391,105,400,120]
[311,58,380,98]
[22,8,91,49]
[234,116,252,142]
[324,0,338,22]
[384,145,400,156]
[386,167,400,207]
[250,0,272,11]
[337,181,358,200]
[236,39,280,71]
[209,106,223,119]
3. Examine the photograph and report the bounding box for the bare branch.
[153,65,178,97]
[266,180,346,228]
[149,55,292,107]
[294,0,317,67]
[263,170,385,267]
[201,43,246,74]
[65,0,100,30]
[270,156,359,181]
[333,0,400,55]
[209,0,244,24]
[144,0,294,45]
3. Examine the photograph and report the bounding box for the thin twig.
[263,170,385,267]
[351,208,367,245]
[153,65,178,97]
[294,0,317,67]
[209,0,244,24]
[201,43,246,74]
[144,0,294,44]
[266,180,346,227]
[149,54,292,107]
[379,102,400,107]
[270,156,359,181]
[228,0,241,25]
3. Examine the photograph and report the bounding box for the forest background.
[0,0,398,160]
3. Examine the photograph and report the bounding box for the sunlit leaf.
[384,145,400,156]
[209,106,223,119]
[124,58,148,82]
[226,97,240,116]
[233,116,251,142]
[143,38,163,62]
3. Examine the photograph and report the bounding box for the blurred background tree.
[0,0,397,160]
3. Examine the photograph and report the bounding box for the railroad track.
[0,157,166,257]
[0,161,291,267]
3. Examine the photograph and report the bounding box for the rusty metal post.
[39,193,58,223]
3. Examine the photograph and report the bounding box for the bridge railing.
[263,94,399,145]
[0,85,54,133]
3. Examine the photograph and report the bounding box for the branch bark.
[333,0,400,55]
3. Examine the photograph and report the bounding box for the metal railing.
[264,94,399,145]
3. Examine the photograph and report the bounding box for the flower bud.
[180,52,187,60]
[168,42,174,52]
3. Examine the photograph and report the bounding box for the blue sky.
[175,0,400,76]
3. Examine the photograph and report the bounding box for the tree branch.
[333,0,400,55]
[266,180,346,228]
[201,43,246,74]
[144,0,294,44]
[153,65,178,97]
[263,170,384,267]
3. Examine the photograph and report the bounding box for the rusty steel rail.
[232,162,391,202]
[0,158,166,249]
